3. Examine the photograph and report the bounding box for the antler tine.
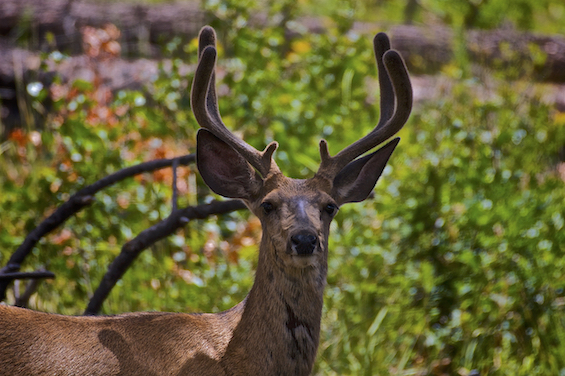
[191,26,279,177]
[317,33,412,179]
[197,26,222,127]
[374,32,394,128]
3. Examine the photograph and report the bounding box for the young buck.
[0,26,412,375]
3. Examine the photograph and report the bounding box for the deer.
[0,26,412,376]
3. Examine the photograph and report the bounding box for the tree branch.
[13,268,51,308]
[0,271,55,281]
[15,279,42,308]
[84,199,247,316]
[0,154,196,302]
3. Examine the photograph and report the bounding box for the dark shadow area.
[98,329,228,376]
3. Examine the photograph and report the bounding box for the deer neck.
[221,234,328,375]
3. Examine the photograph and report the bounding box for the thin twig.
[83,199,247,316]
[172,158,179,212]
[0,154,196,302]
[15,279,42,308]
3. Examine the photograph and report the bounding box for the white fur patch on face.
[296,198,307,219]
[289,254,319,268]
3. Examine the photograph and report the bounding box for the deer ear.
[197,129,263,200]
[332,138,399,205]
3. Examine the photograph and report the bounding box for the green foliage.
[1,0,565,374]
[421,0,565,30]
[299,0,565,33]
[317,76,565,374]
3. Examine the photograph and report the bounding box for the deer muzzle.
[289,231,319,256]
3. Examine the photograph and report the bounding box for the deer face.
[247,176,337,269]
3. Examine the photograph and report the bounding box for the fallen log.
[1,0,564,81]
[0,0,206,56]
[390,25,565,83]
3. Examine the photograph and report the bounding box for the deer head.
[192,27,412,272]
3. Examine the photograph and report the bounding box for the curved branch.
[0,154,196,302]
[83,199,247,316]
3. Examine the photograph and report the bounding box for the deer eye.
[260,201,275,214]
[324,203,338,216]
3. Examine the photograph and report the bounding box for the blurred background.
[1,0,564,374]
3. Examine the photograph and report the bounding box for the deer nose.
[290,232,319,255]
